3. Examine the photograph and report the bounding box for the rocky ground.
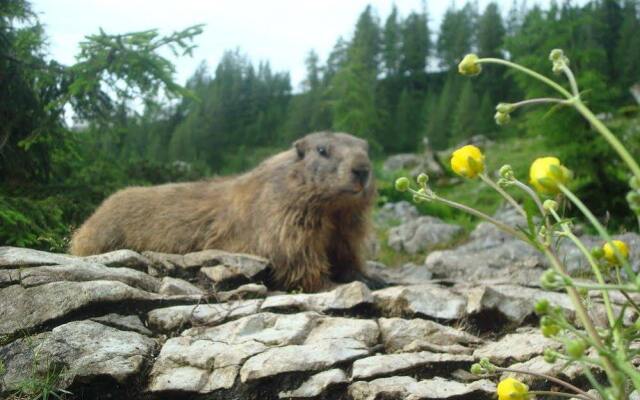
[1,204,638,400]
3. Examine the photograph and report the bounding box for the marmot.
[69,131,385,292]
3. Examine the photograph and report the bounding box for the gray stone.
[502,355,583,385]
[279,369,347,398]
[91,313,152,336]
[0,263,161,292]
[147,299,262,332]
[351,351,474,380]
[218,283,268,301]
[1,320,156,392]
[473,328,559,364]
[378,318,481,354]
[375,201,420,226]
[159,277,204,296]
[388,216,463,254]
[0,246,82,268]
[349,376,496,400]
[82,249,150,271]
[148,313,321,393]
[0,280,161,337]
[367,262,434,286]
[261,281,372,313]
[374,285,466,320]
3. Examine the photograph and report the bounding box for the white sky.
[32,0,555,90]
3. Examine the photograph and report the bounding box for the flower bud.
[494,111,511,126]
[417,173,429,185]
[630,176,640,190]
[470,363,484,375]
[450,145,485,179]
[497,178,512,188]
[543,348,557,363]
[499,164,514,180]
[534,299,550,315]
[602,240,630,266]
[541,324,560,338]
[540,268,564,290]
[549,49,565,62]
[496,102,515,114]
[627,191,640,212]
[543,199,558,213]
[529,157,572,195]
[566,339,587,359]
[395,177,410,192]
[458,54,482,76]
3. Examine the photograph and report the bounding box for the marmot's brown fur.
[69,131,385,292]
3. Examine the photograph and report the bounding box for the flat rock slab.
[0,320,156,393]
[261,281,372,313]
[374,285,466,320]
[349,376,496,400]
[81,249,151,271]
[0,263,161,292]
[379,318,482,354]
[147,299,263,332]
[90,313,152,336]
[473,328,559,364]
[278,369,348,398]
[0,280,161,336]
[159,276,204,295]
[0,246,82,268]
[351,351,474,380]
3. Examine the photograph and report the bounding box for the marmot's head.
[291,131,375,205]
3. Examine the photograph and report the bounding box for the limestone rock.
[367,261,434,286]
[278,369,348,398]
[388,216,463,254]
[379,318,482,354]
[473,328,559,364]
[351,351,474,380]
[1,320,156,392]
[148,312,321,393]
[82,249,150,271]
[261,281,372,313]
[0,263,160,292]
[0,280,160,337]
[375,201,420,226]
[349,376,496,400]
[374,285,466,320]
[147,299,262,332]
[159,276,204,296]
[217,283,268,301]
[90,313,152,336]
[0,246,81,268]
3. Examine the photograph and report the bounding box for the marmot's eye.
[316,146,329,158]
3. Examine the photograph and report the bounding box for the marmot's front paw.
[358,273,388,290]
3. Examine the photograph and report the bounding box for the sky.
[31,0,547,91]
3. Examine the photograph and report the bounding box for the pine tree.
[400,11,430,79]
[615,0,640,90]
[450,80,479,144]
[382,5,401,78]
[437,4,475,69]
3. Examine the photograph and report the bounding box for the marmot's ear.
[294,138,307,159]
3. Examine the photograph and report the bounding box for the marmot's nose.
[352,166,370,186]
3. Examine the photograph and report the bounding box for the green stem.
[561,64,580,97]
[530,391,591,400]
[476,58,573,99]
[412,190,529,242]
[570,281,636,291]
[573,101,640,183]
[558,184,636,279]
[513,97,571,108]
[479,173,526,217]
[541,246,621,392]
[551,209,619,330]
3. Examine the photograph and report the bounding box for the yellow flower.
[451,145,485,179]
[529,157,572,195]
[458,54,482,76]
[497,377,529,400]
[603,240,630,265]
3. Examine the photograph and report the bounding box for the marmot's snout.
[348,151,372,190]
